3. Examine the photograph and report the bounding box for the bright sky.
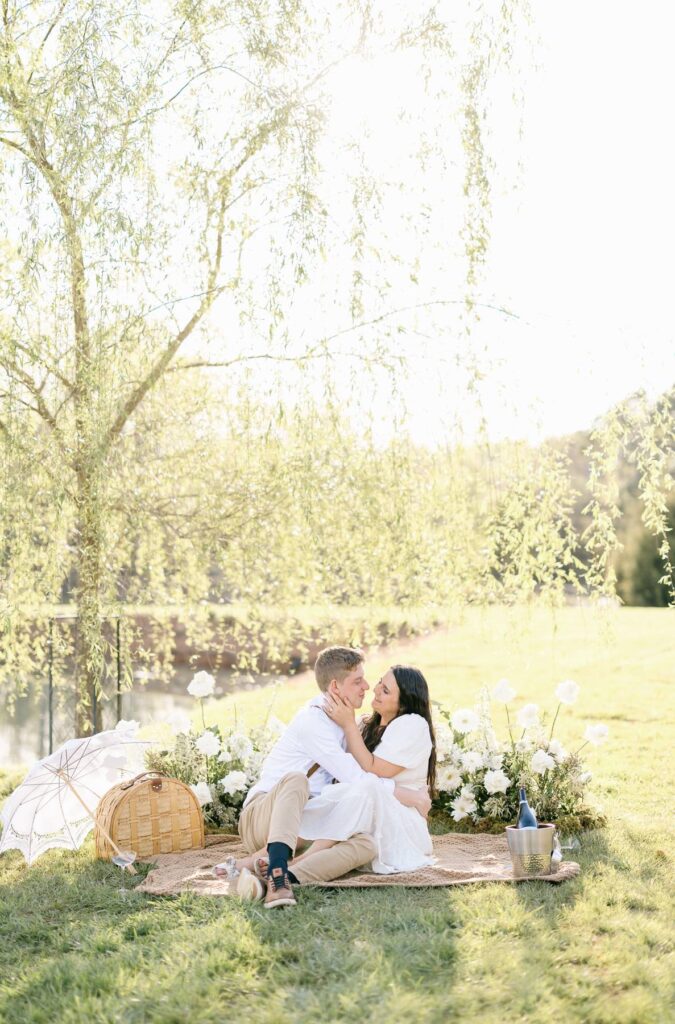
[473,0,675,443]
[212,1,675,447]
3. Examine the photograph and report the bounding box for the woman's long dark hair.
[361,665,437,796]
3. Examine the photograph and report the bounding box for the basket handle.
[120,770,166,791]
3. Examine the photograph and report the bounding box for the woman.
[291,664,436,875]
[216,664,436,880]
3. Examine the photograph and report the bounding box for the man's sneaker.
[236,867,265,902]
[264,867,297,909]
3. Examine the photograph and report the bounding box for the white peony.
[492,678,517,703]
[583,723,609,746]
[219,770,248,796]
[115,719,140,736]
[461,750,484,773]
[187,671,216,698]
[451,708,480,734]
[195,730,221,757]
[531,749,556,775]
[555,679,580,705]
[484,768,511,794]
[516,703,540,728]
[166,710,192,735]
[437,766,463,792]
[548,738,568,763]
[228,732,254,760]
[190,781,212,806]
[217,747,232,763]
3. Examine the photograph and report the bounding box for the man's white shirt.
[244,695,396,805]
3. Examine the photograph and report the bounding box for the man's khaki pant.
[238,772,377,884]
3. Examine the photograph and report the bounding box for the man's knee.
[278,771,310,798]
[353,833,377,860]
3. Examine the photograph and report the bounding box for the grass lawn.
[1,606,673,1023]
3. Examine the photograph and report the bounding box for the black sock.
[267,841,292,884]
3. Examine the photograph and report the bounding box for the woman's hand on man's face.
[324,690,357,729]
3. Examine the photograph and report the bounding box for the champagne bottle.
[516,787,538,829]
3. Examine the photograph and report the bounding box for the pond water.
[0,667,279,769]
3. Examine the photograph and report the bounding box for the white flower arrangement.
[145,709,283,830]
[434,681,608,831]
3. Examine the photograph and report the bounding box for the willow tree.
[0,0,532,729]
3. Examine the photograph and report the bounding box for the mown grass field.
[1,606,673,1023]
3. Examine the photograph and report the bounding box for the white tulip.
[555,679,580,705]
[516,703,540,728]
[583,723,609,746]
[491,678,517,703]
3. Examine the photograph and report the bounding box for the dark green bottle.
[516,787,538,829]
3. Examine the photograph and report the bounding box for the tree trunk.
[74,460,105,735]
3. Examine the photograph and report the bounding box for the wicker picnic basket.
[94,771,204,861]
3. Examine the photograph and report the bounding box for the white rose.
[219,770,248,796]
[516,703,540,728]
[555,679,580,705]
[583,723,609,746]
[187,671,216,698]
[461,750,484,773]
[195,730,221,757]
[484,768,511,794]
[491,678,517,703]
[190,781,212,806]
[451,709,480,734]
[228,732,254,760]
[548,738,568,763]
[531,749,556,775]
[217,747,232,763]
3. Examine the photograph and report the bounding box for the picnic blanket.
[135,833,580,895]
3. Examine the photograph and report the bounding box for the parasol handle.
[58,772,137,874]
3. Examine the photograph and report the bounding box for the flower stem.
[574,740,589,756]
[505,705,515,750]
[549,702,561,742]
[200,699,206,731]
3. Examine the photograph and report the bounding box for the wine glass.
[111,850,137,896]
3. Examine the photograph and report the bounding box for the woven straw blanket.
[135,833,580,896]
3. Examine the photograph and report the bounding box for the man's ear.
[327,679,339,697]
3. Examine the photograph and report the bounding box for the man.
[233,645,430,908]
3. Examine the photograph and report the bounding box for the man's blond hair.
[314,646,364,692]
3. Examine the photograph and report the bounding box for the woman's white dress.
[298,713,434,874]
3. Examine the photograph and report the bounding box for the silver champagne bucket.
[505,823,559,877]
